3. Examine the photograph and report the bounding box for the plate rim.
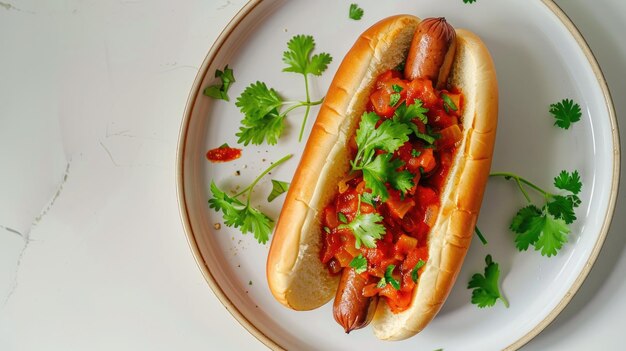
[175,1,621,350]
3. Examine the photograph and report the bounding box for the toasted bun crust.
[266,15,498,338]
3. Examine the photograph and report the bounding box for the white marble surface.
[0,0,623,350]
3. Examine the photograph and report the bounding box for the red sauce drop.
[206,146,242,163]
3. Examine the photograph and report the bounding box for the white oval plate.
[177,1,619,350]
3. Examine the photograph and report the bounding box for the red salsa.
[206,145,242,163]
[319,69,464,313]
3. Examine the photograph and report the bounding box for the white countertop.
[1,1,624,350]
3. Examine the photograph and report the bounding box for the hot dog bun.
[266,14,498,339]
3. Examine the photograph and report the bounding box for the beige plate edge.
[175,1,621,350]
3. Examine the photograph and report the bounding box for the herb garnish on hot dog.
[267,15,498,340]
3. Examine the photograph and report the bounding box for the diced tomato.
[424,204,439,227]
[335,249,354,268]
[437,124,463,149]
[321,231,342,264]
[379,282,399,301]
[416,148,437,173]
[416,185,438,207]
[387,291,413,313]
[395,234,418,255]
[370,89,395,118]
[386,191,415,219]
[336,190,359,222]
[431,108,459,129]
[324,205,339,229]
[406,78,439,107]
[328,258,342,275]
[362,283,380,297]
[403,246,429,271]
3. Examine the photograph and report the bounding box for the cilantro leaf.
[384,265,401,290]
[534,214,570,257]
[509,205,570,256]
[235,82,285,145]
[208,181,274,244]
[361,153,409,201]
[467,255,508,308]
[203,65,235,101]
[348,3,364,20]
[207,155,292,244]
[553,170,582,195]
[282,35,332,76]
[463,0,477,3]
[354,112,411,166]
[547,195,577,224]
[267,180,290,202]
[393,100,429,125]
[550,98,582,129]
[339,212,386,249]
[239,206,274,244]
[350,254,368,274]
[208,181,245,227]
[389,93,401,107]
[411,259,426,283]
[388,168,414,195]
[361,192,375,206]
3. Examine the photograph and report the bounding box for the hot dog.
[266,15,498,340]
[332,17,457,334]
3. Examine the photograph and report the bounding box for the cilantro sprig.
[204,65,235,101]
[348,4,364,20]
[208,154,292,244]
[236,35,331,145]
[550,98,582,129]
[490,170,582,256]
[350,112,414,201]
[467,255,508,308]
[338,194,386,249]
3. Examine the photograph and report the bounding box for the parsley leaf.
[203,65,235,101]
[349,254,368,274]
[463,0,477,3]
[348,3,364,20]
[339,212,386,249]
[267,180,289,202]
[467,255,508,308]
[208,154,292,244]
[411,259,426,283]
[550,98,582,129]
[384,264,401,290]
